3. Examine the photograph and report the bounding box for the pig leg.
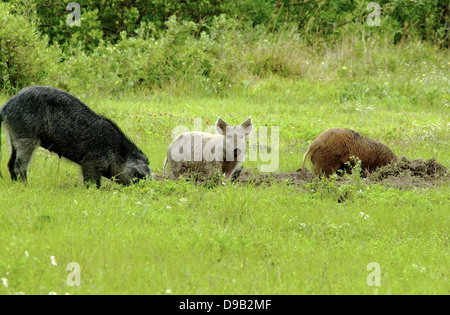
[82,164,102,188]
[168,160,183,180]
[8,138,39,182]
[7,147,17,181]
[171,165,182,179]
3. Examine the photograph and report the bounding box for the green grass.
[0,39,449,295]
[0,180,448,294]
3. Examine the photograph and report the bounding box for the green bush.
[8,0,449,51]
[59,17,208,96]
[58,15,307,96]
[8,0,237,51]
[0,2,61,93]
[383,0,449,47]
[1,1,447,97]
[55,12,448,98]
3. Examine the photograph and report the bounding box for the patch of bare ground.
[235,158,448,189]
[233,168,314,186]
[154,158,448,189]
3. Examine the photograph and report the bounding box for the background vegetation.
[0,0,449,95]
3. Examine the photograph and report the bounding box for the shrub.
[8,0,449,50]
[59,15,307,96]
[0,2,61,93]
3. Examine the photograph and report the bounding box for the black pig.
[0,86,151,187]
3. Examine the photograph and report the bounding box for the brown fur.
[302,128,397,177]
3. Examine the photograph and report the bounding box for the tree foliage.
[0,1,448,94]
[0,2,61,91]
[7,0,449,50]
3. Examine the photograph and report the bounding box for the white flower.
[25,251,29,258]
[166,206,171,209]
[49,291,57,295]
[1,278,8,288]
[359,212,369,219]
[180,198,188,203]
[74,200,78,205]
[412,264,426,272]
[50,256,57,266]
[165,289,172,294]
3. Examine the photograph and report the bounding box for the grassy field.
[0,40,449,295]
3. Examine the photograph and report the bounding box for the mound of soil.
[365,157,448,189]
[369,157,448,179]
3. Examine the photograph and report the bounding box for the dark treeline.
[7,0,449,50]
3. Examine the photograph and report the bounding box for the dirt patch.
[235,158,448,189]
[233,168,314,186]
[154,158,448,189]
[153,168,315,186]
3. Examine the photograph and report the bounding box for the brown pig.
[302,128,397,177]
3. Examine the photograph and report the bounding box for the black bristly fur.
[0,86,151,187]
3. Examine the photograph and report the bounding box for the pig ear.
[241,117,253,136]
[216,117,229,135]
